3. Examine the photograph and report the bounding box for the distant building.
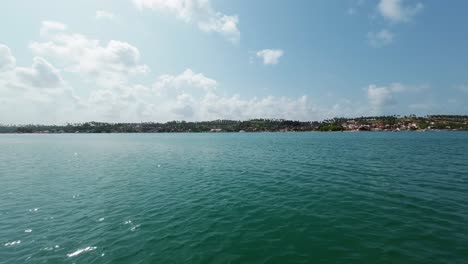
[358,125,370,131]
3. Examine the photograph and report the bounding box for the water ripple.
[67,246,97,257]
[0,132,467,263]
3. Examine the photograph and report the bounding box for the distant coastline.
[1,115,467,134]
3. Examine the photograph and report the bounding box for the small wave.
[67,246,97,257]
[4,240,21,246]
[98,218,105,222]
[42,245,60,251]
[24,229,32,233]
[130,224,141,232]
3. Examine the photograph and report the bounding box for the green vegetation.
[1,115,467,133]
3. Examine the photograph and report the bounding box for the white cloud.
[366,83,425,114]
[199,94,318,121]
[133,0,240,43]
[367,84,396,113]
[0,56,355,123]
[40,21,67,37]
[0,44,81,123]
[96,10,116,20]
[2,19,442,125]
[0,44,65,91]
[30,21,148,86]
[1,24,360,124]
[367,29,394,47]
[256,49,284,65]
[198,14,239,43]
[155,68,217,93]
[15,57,64,89]
[347,0,365,16]
[66,68,329,122]
[2,42,331,123]
[0,44,16,71]
[148,69,323,121]
[377,0,423,23]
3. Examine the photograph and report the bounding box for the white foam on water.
[29,208,39,212]
[98,218,105,222]
[4,240,21,246]
[124,220,132,225]
[157,164,161,168]
[24,229,32,233]
[67,246,97,257]
[131,224,141,232]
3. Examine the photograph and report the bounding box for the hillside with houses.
[1,115,467,133]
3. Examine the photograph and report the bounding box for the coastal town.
[1,115,467,134]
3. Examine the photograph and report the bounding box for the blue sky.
[0,0,467,123]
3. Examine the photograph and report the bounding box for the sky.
[1,0,468,124]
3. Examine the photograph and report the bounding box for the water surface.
[1,132,467,263]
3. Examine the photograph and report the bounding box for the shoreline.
[2,116,467,134]
[1,129,467,135]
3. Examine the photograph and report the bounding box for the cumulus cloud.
[0,44,65,91]
[0,58,351,123]
[366,83,426,114]
[377,0,423,23]
[256,49,284,65]
[2,22,332,124]
[2,21,439,125]
[367,85,396,112]
[0,44,81,123]
[155,68,218,93]
[30,21,148,86]
[75,68,328,122]
[133,0,240,43]
[15,57,64,89]
[144,69,321,121]
[1,23,359,124]
[367,29,394,47]
[0,44,16,71]
[96,10,115,20]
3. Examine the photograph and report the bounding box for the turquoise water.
[1,132,467,264]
